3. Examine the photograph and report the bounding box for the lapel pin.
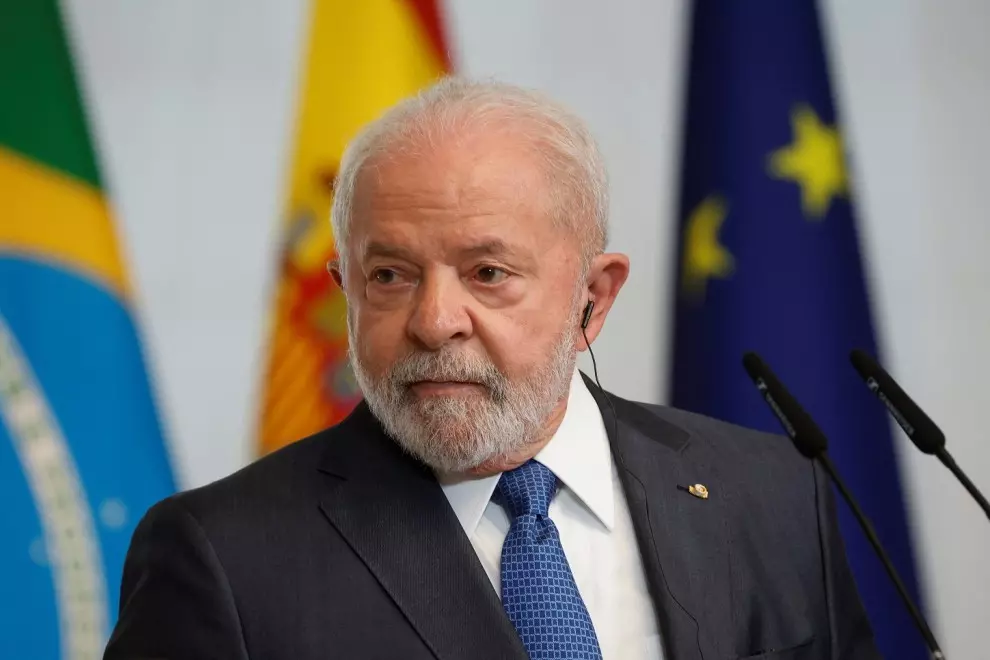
[678,483,709,499]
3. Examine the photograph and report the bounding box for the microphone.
[742,352,945,660]
[850,348,990,521]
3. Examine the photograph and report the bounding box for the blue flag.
[0,1,176,656]
[669,2,928,658]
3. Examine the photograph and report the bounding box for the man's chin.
[407,393,481,420]
[410,421,482,448]
[391,422,510,473]
[401,439,500,474]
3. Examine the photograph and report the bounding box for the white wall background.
[63,0,990,657]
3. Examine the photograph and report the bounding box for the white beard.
[348,309,579,473]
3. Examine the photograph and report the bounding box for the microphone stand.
[936,448,990,521]
[818,452,946,660]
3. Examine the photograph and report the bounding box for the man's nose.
[406,272,473,350]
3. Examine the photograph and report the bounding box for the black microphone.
[850,348,990,521]
[742,352,945,660]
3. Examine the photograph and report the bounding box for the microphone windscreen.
[742,352,829,458]
[850,349,945,454]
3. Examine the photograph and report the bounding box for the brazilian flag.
[669,2,930,659]
[0,1,176,656]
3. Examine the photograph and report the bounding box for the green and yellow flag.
[0,2,176,656]
[257,0,451,454]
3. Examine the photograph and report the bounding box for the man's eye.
[475,266,509,284]
[372,269,398,284]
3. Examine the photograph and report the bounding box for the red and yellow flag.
[257,0,451,455]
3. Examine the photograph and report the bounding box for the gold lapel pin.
[687,483,709,500]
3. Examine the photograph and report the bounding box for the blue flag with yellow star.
[669,2,929,658]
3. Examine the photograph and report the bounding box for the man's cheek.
[358,319,405,362]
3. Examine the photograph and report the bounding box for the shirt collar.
[438,368,615,535]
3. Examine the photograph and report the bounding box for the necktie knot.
[494,459,557,519]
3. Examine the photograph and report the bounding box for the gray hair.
[330,76,609,272]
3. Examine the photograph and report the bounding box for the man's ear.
[575,253,630,350]
[327,258,344,290]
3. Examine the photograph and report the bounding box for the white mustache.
[386,350,508,397]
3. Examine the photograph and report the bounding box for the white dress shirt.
[438,369,664,660]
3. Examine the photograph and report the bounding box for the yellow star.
[682,195,734,302]
[769,104,848,219]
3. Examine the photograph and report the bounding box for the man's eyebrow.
[363,241,417,261]
[457,239,519,259]
[361,238,533,266]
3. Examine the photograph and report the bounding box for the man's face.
[341,130,585,472]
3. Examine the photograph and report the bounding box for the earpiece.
[580,300,595,330]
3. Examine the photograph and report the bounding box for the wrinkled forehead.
[352,126,555,219]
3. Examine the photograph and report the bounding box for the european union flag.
[669,2,929,658]
[0,1,176,656]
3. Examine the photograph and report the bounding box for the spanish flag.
[0,1,176,656]
[258,0,451,455]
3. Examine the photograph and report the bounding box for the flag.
[668,2,928,658]
[0,1,176,657]
[257,0,451,454]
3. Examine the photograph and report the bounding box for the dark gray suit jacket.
[104,377,880,660]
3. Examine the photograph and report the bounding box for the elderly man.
[105,78,879,660]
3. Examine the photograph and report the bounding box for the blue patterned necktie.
[495,459,603,660]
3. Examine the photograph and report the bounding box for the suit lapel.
[316,404,527,660]
[584,375,733,660]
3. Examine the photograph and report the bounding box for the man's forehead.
[361,127,548,193]
[346,126,580,261]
